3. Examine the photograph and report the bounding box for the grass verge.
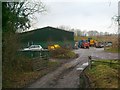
[86,60,119,88]
[105,47,120,53]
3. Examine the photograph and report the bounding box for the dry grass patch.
[3,61,60,88]
[86,60,119,88]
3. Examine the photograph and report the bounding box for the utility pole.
[118,1,120,88]
[118,1,120,34]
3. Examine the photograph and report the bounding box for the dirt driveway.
[27,47,119,88]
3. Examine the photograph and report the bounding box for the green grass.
[105,47,120,53]
[86,60,119,88]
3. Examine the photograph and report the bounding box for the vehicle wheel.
[86,46,89,49]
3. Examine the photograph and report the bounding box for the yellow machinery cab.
[48,44,61,50]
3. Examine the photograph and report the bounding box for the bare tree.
[2,0,46,33]
[57,25,71,31]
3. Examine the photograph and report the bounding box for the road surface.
[27,47,119,88]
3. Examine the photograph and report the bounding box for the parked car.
[21,45,43,51]
[95,42,104,48]
[105,42,112,47]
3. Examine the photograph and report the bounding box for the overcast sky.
[29,0,119,33]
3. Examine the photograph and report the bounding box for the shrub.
[2,32,33,88]
[50,48,76,59]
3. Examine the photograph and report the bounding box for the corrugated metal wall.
[20,26,74,48]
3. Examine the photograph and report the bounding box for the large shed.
[20,26,74,48]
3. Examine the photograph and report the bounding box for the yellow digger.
[88,38,96,47]
[90,39,95,46]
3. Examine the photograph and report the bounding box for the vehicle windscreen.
[83,40,87,43]
[30,45,39,48]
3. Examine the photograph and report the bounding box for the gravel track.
[27,47,119,88]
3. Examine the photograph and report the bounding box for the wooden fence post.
[110,60,112,67]
[88,56,92,69]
